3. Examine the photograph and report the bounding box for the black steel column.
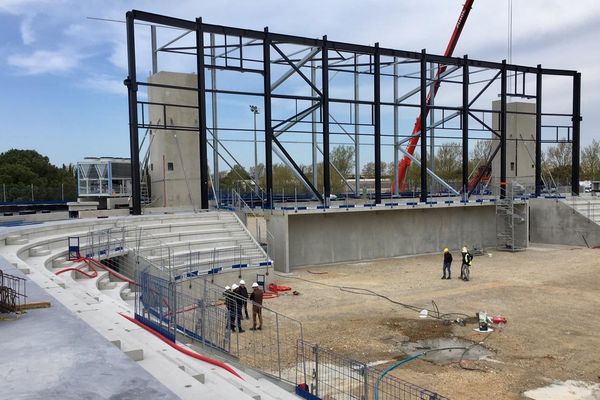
[500,60,507,199]
[196,18,209,210]
[322,36,330,204]
[374,43,382,204]
[535,65,542,197]
[572,72,581,195]
[462,55,469,197]
[263,28,273,208]
[125,11,141,215]
[420,49,428,203]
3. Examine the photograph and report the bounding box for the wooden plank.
[15,302,51,311]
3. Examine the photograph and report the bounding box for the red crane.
[392,0,475,193]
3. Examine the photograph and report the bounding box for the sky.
[0,0,599,169]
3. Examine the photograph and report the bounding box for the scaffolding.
[495,182,528,251]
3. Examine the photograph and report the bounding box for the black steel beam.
[468,111,501,138]
[125,12,141,215]
[263,28,273,208]
[374,43,382,204]
[468,70,501,108]
[420,49,427,203]
[535,65,542,196]
[572,72,581,195]
[272,137,323,203]
[462,55,469,196]
[196,18,209,210]
[500,60,507,199]
[130,9,577,77]
[271,43,322,97]
[322,36,331,204]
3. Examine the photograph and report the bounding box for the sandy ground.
[261,243,600,399]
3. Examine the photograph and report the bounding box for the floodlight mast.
[392,0,475,193]
[250,105,260,195]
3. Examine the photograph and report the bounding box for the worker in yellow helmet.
[442,248,453,280]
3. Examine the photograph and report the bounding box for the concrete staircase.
[0,212,296,399]
[562,195,600,225]
[135,211,269,275]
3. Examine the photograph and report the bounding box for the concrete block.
[30,246,51,257]
[17,267,31,275]
[192,374,205,384]
[6,235,28,245]
[110,340,122,349]
[125,348,144,362]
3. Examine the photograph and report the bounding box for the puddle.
[399,337,493,364]
[524,380,600,400]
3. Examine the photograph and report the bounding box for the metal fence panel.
[135,268,177,342]
[296,340,449,400]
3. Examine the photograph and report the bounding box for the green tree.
[580,140,600,180]
[543,141,572,186]
[361,162,389,179]
[219,164,250,191]
[469,140,493,177]
[435,143,461,181]
[0,149,76,201]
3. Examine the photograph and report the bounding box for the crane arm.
[392,0,475,193]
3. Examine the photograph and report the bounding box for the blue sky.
[1,0,599,169]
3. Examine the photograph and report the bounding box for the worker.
[223,286,237,332]
[249,282,263,331]
[231,283,244,332]
[460,246,473,281]
[442,248,452,279]
[238,279,250,320]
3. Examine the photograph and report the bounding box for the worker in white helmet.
[223,285,237,332]
[460,246,473,281]
[238,279,250,320]
[249,282,264,330]
[231,284,244,332]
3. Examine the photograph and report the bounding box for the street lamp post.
[249,105,260,196]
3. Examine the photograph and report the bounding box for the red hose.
[86,257,138,286]
[118,312,244,380]
[55,257,138,286]
[262,291,279,299]
[55,257,98,278]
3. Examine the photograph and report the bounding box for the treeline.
[0,149,77,202]
[219,139,600,194]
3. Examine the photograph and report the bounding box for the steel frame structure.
[125,10,581,214]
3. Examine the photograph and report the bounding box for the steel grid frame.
[125,9,581,214]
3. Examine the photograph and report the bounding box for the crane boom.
[392,0,475,193]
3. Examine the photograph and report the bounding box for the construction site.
[2,2,600,400]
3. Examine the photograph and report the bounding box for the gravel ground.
[262,243,600,399]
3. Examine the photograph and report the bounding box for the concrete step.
[5,235,29,245]
[29,245,51,257]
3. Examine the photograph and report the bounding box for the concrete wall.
[267,205,502,272]
[530,199,600,246]
[148,72,201,209]
[492,101,536,187]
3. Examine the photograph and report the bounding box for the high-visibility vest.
[463,252,472,265]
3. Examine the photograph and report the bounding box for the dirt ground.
[263,243,600,399]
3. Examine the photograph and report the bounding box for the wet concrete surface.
[399,337,494,364]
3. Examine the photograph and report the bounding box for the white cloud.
[80,74,126,96]
[7,49,80,74]
[19,14,35,44]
